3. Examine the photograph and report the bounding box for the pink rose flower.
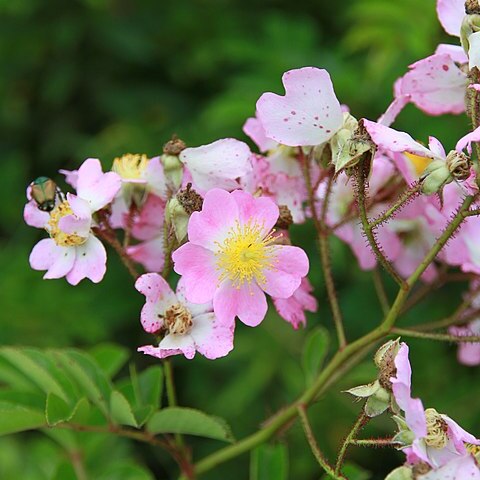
[136,273,234,360]
[391,343,479,468]
[24,158,121,285]
[172,189,309,327]
[256,67,344,147]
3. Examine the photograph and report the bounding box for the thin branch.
[164,359,185,449]
[68,450,89,480]
[368,183,420,229]
[413,307,480,332]
[297,404,345,479]
[349,437,397,447]
[354,159,406,288]
[372,268,390,315]
[335,412,367,474]
[392,327,480,343]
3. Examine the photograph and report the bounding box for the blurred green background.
[0,0,478,478]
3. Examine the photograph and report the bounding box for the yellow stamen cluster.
[404,152,432,177]
[424,408,449,449]
[164,304,193,335]
[47,201,88,247]
[112,153,149,180]
[215,219,276,288]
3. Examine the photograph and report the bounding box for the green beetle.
[30,176,58,212]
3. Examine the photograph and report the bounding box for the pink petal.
[29,238,76,279]
[65,235,107,285]
[377,94,410,127]
[76,158,122,212]
[230,189,279,235]
[145,156,168,199]
[131,194,165,241]
[421,455,480,480]
[59,168,79,188]
[363,120,435,158]
[395,54,467,116]
[158,334,196,359]
[139,302,164,333]
[135,272,175,303]
[172,243,219,303]
[444,416,480,449]
[436,0,464,37]
[187,188,239,251]
[180,138,252,191]
[469,31,480,70]
[176,277,213,317]
[273,277,317,329]
[435,43,469,64]
[128,237,165,272]
[256,67,343,146]
[243,116,278,152]
[263,245,309,298]
[429,137,447,158]
[213,281,270,328]
[236,282,268,327]
[24,200,49,228]
[191,313,235,359]
[456,126,480,153]
[58,194,92,237]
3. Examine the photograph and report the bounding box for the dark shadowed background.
[0,0,477,478]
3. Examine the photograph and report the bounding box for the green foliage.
[1,0,478,478]
[250,443,289,480]
[302,326,330,385]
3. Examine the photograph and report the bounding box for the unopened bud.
[420,159,452,195]
[165,184,203,243]
[446,150,471,180]
[275,205,293,230]
[331,114,372,172]
[163,135,186,156]
[460,12,480,64]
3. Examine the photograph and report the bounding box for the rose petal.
[29,238,76,279]
[65,235,107,285]
[436,0,465,37]
[256,67,343,146]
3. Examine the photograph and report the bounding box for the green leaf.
[52,351,111,417]
[97,462,155,480]
[302,327,329,385]
[250,443,288,480]
[147,407,234,442]
[89,344,129,379]
[385,466,412,480]
[0,348,68,401]
[0,401,45,435]
[110,391,138,427]
[137,366,163,408]
[46,393,73,426]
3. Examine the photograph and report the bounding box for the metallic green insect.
[30,176,58,212]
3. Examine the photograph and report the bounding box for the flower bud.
[419,159,452,195]
[165,183,203,243]
[330,114,372,172]
[162,136,186,190]
[460,12,480,65]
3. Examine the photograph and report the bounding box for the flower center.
[424,408,449,449]
[215,219,276,288]
[164,304,193,335]
[112,153,149,180]
[47,201,88,247]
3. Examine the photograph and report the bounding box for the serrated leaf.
[250,443,288,480]
[302,327,329,385]
[133,405,154,427]
[0,348,68,401]
[147,407,234,442]
[0,401,45,435]
[110,391,138,427]
[137,366,163,408]
[52,351,110,417]
[89,344,129,379]
[344,381,379,398]
[46,393,73,426]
